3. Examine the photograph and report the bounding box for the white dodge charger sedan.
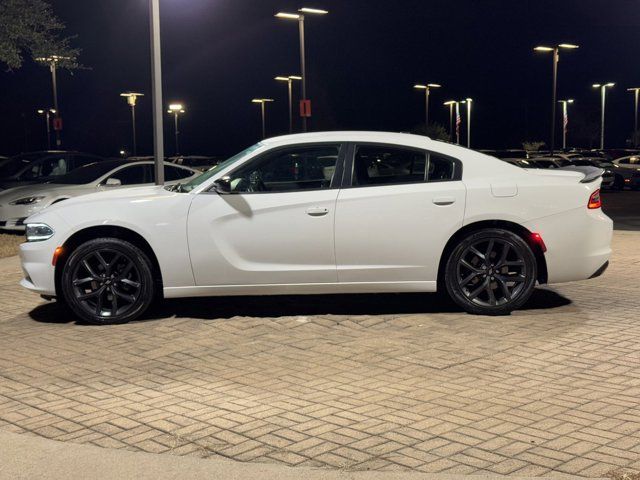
[19,132,613,325]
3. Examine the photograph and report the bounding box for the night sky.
[1,0,639,157]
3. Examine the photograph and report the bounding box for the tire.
[61,238,155,325]
[444,228,537,316]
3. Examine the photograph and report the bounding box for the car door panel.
[187,191,339,286]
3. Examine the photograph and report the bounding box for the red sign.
[53,117,63,131]
[300,99,312,118]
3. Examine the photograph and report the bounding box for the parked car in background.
[170,155,223,172]
[526,157,563,169]
[612,155,640,169]
[0,151,109,192]
[19,131,612,325]
[564,158,614,189]
[0,160,199,231]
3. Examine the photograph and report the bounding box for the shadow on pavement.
[27,288,572,324]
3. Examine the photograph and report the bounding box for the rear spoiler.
[558,166,604,184]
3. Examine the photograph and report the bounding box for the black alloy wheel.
[61,238,155,325]
[445,229,537,315]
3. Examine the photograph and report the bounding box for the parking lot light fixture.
[593,83,615,150]
[276,7,328,132]
[558,99,574,150]
[275,76,302,133]
[534,43,579,155]
[252,99,275,139]
[443,101,457,143]
[628,87,640,147]
[461,98,473,148]
[36,108,55,149]
[35,55,72,148]
[413,83,441,126]
[167,103,186,155]
[120,92,144,155]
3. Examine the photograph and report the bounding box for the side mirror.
[212,177,232,194]
[105,178,122,187]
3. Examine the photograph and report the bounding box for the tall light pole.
[593,83,615,150]
[628,87,640,147]
[275,75,302,133]
[413,83,441,127]
[275,7,328,133]
[534,43,579,155]
[444,101,456,142]
[167,104,185,156]
[252,99,274,139]
[149,0,164,184]
[120,92,144,155]
[558,99,574,150]
[37,108,55,150]
[461,98,473,148]
[35,55,71,148]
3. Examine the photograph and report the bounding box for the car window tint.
[20,155,69,179]
[108,165,149,185]
[353,146,426,186]
[165,166,194,181]
[229,145,340,193]
[427,154,457,182]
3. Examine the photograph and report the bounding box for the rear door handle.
[432,196,456,206]
[306,207,329,217]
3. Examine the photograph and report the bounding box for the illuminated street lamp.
[36,108,56,149]
[461,98,473,148]
[443,101,457,143]
[593,83,615,150]
[35,55,72,147]
[120,92,144,155]
[627,87,640,147]
[558,99,574,150]
[252,99,274,139]
[275,7,328,132]
[167,103,185,155]
[413,83,441,126]
[275,75,302,133]
[534,43,579,155]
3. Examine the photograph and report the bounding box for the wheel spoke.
[498,243,510,265]
[486,283,497,306]
[460,258,483,273]
[469,246,485,261]
[467,278,489,300]
[119,278,141,289]
[495,276,512,301]
[73,277,94,287]
[81,260,99,279]
[112,286,136,303]
[110,291,118,316]
[94,252,108,271]
[119,260,135,279]
[460,272,481,287]
[496,274,525,283]
[485,240,495,260]
[95,288,104,315]
[77,287,104,301]
[107,254,122,275]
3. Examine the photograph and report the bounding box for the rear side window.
[108,165,150,185]
[352,145,460,186]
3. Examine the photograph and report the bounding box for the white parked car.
[19,132,613,325]
[0,160,199,231]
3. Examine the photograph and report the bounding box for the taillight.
[588,189,602,209]
[531,232,547,252]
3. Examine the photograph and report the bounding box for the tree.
[411,122,450,141]
[0,0,80,70]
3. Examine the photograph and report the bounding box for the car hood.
[42,185,180,214]
[0,183,92,203]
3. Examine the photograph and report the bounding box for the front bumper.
[19,239,58,297]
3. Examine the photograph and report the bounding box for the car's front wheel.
[61,238,155,325]
[444,228,537,315]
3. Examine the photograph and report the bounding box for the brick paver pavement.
[0,231,639,477]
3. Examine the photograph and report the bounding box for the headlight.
[25,223,55,242]
[10,196,45,205]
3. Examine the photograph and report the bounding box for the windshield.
[176,143,262,192]
[53,162,122,184]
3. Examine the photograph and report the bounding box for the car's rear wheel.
[61,238,155,325]
[444,228,537,315]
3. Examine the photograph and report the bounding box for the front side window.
[165,166,195,181]
[352,145,459,186]
[20,156,69,180]
[227,145,340,193]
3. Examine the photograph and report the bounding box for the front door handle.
[433,196,456,206]
[306,207,329,217]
